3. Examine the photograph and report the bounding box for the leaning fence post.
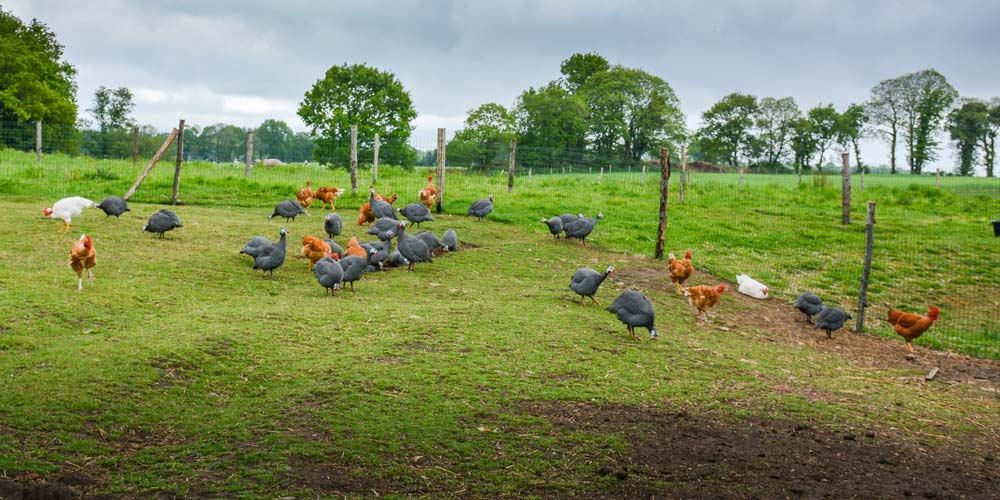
[655,147,670,259]
[171,119,185,205]
[856,201,876,332]
[507,138,516,193]
[372,132,380,184]
[350,123,358,194]
[435,128,445,213]
[842,152,851,225]
[124,127,178,201]
[35,120,42,162]
[244,131,254,177]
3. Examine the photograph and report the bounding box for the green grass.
[0,150,998,496]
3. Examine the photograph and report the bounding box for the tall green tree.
[513,83,589,168]
[946,100,989,176]
[559,52,610,94]
[807,104,839,171]
[754,96,801,169]
[450,103,516,170]
[898,69,958,174]
[579,66,685,165]
[255,119,293,160]
[87,86,134,158]
[981,99,1000,177]
[696,93,759,167]
[298,63,417,167]
[789,118,817,182]
[867,77,906,174]
[0,8,77,126]
[838,103,869,173]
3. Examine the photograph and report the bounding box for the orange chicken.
[69,234,96,291]
[667,250,695,294]
[683,284,726,322]
[356,191,398,225]
[296,181,314,210]
[345,236,367,258]
[301,235,332,270]
[887,306,940,353]
[419,176,438,209]
[314,186,346,210]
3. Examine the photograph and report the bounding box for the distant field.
[1,149,998,358]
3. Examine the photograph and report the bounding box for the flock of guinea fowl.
[45,173,939,350]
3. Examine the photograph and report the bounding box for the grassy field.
[3,149,998,357]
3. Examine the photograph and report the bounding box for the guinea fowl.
[541,217,563,239]
[367,217,399,241]
[253,228,288,278]
[240,236,272,259]
[558,213,582,226]
[313,254,343,297]
[387,249,409,268]
[415,230,444,253]
[794,292,824,324]
[564,212,603,245]
[398,203,434,227]
[340,255,368,291]
[813,306,851,339]
[369,188,398,220]
[442,228,458,251]
[143,209,182,238]
[607,290,658,341]
[466,194,494,221]
[324,213,342,238]
[570,266,615,305]
[269,200,307,221]
[395,221,431,271]
[96,196,130,218]
[361,240,391,269]
[323,238,343,259]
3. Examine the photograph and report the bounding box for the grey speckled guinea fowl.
[323,238,343,259]
[387,249,409,268]
[794,292,824,324]
[369,189,398,220]
[466,194,493,221]
[398,203,434,227]
[541,217,563,239]
[606,290,658,340]
[340,255,368,291]
[415,230,444,253]
[253,228,288,278]
[367,217,399,241]
[97,196,130,218]
[324,213,342,238]
[558,213,581,225]
[813,306,851,339]
[564,212,603,245]
[395,220,431,271]
[143,209,182,238]
[313,255,343,296]
[270,200,306,221]
[570,266,615,305]
[240,236,272,259]
[442,228,458,251]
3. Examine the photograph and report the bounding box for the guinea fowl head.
[596,212,604,220]
[604,266,615,276]
[279,228,288,236]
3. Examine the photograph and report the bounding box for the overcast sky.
[6,0,999,170]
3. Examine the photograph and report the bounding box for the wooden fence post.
[435,128,445,213]
[841,152,851,225]
[739,164,745,186]
[372,132,380,184]
[680,144,687,203]
[35,120,42,163]
[244,131,254,177]
[124,128,179,201]
[856,201,876,332]
[171,119,185,205]
[507,138,517,193]
[935,168,941,188]
[655,147,670,259]
[350,124,358,194]
[132,126,140,165]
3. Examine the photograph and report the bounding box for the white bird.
[43,196,96,233]
[736,274,769,299]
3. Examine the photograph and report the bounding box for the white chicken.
[736,274,769,299]
[44,196,96,233]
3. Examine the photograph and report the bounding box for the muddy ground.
[2,263,997,499]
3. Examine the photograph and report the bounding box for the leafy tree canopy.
[559,52,609,93]
[0,8,77,124]
[696,92,758,167]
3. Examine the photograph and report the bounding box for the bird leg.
[77,278,83,291]
[87,269,94,282]
[826,329,832,339]
[62,222,71,233]
[589,296,600,306]
[906,341,914,353]
[674,283,683,295]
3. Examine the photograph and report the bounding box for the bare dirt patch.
[521,399,1000,499]
[613,262,1000,390]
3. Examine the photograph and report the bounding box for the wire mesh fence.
[2,120,999,359]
